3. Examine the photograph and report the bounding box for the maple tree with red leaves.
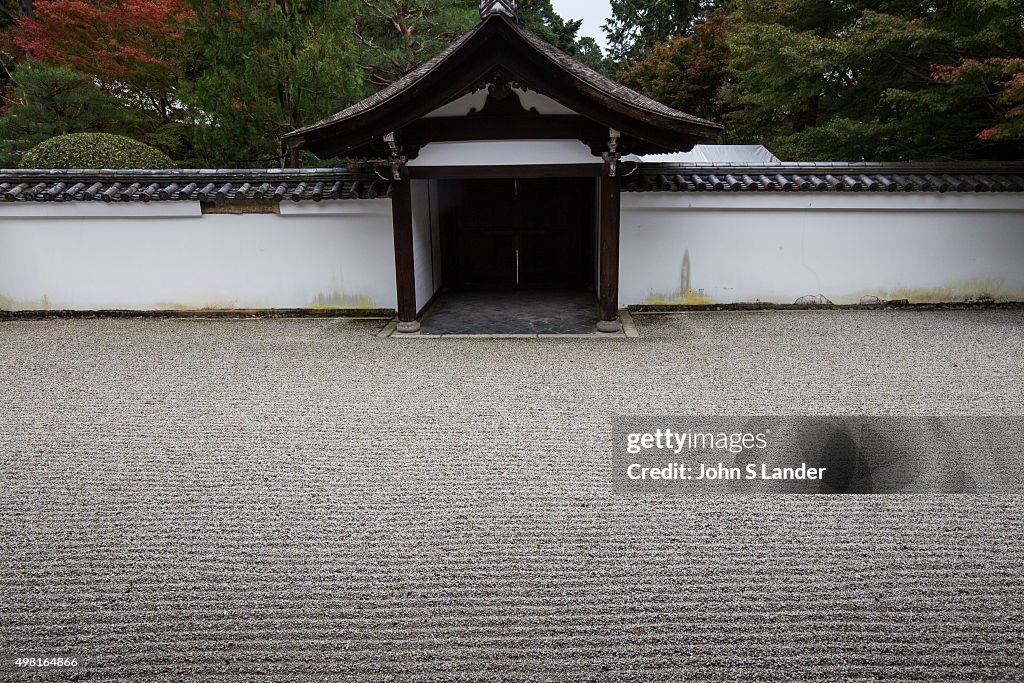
[933,57,1024,142]
[13,0,194,119]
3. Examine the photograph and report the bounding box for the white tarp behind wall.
[634,145,781,164]
[0,201,397,311]
[620,193,1024,306]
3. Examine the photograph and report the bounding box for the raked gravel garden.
[2,310,1022,681]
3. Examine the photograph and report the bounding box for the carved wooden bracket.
[383,132,407,180]
[602,129,621,176]
[467,84,540,118]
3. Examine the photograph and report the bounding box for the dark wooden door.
[439,177,594,290]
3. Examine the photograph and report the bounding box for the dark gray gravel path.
[1,311,1022,681]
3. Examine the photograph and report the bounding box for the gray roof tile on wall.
[1,164,1023,203]
[629,164,1024,193]
[0,169,389,202]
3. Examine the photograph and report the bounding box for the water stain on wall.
[0,293,51,311]
[311,292,375,309]
[645,249,715,305]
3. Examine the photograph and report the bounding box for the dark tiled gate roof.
[1,164,1024,203]
[288,18,714,140]
[283,13,722,158]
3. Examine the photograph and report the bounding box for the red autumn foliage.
[14,0,194,109]
[616,11,731,125]
[933,57,1024,141]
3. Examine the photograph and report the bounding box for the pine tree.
[354,0,478,88]
[0,63,157,165]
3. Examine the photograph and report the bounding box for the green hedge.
[20,133,173,169]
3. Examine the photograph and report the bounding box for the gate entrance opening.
[438,177,595,291]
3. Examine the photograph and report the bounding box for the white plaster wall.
[5,191,1023,312]
[620,193,1024,306]
[0,201,397,311]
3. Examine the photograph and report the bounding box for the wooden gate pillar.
[391,170,419,333]
[597,167,622,333]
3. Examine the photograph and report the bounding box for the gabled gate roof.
[283,12,723,160]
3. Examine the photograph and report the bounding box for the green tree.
[603,0,727,62]
[724,0,1024,161]
[354,0,477,88]
[184,0,365,167]
[518,0,609,74]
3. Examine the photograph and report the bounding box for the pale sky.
[548,0,613,53]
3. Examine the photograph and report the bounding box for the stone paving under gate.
[417,289,600,334]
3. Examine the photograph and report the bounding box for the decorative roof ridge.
[480,0,516,18]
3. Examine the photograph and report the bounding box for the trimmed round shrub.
[20,133,173,169]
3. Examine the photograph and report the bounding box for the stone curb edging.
[381,310,640,339]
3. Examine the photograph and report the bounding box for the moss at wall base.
[629,301,1024,313]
